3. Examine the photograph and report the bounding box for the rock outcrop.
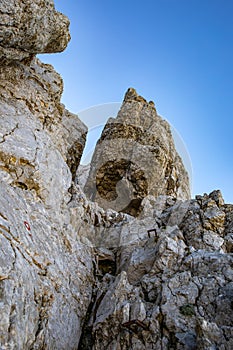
[0,2,91,349]
[84,88,190,216]
[81,190,233,350]
[1,1,233,350]
[0,0,70,62]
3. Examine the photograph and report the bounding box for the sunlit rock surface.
[0,0,70,62]
[84,88,190,216]
[0,1,91,349]
[82,191,233,350]
[0,1,233,349]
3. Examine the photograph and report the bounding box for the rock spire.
[84,87,190,216]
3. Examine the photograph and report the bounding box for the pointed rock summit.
[84,88,190,216]
[1,2,233,350]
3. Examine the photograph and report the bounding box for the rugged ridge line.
[0,1,233,350]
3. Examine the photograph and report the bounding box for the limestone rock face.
[77,163,91,189]
[0,184,94,350]
[1,1,233,349]
[82,191,233,350]
[84,88,190,216]
[0,0,70,62]
[0,57,87,205]
[0,1,91,349]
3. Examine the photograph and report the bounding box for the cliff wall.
[0,2,233,350]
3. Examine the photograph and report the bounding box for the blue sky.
[40,0,233,203]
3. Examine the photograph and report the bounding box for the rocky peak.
[1,2,233,350]
[0,2,90,349]
[84,88,190,216]
[123,87,148,104]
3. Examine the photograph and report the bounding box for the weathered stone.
[85,192,233,349]
[1,1,233,349]
[0,184,94,350]
[0,0,70,62]
[77,163,91,189]
[84,88,190,216]
[0,57,87,207]
[0,2,91,348]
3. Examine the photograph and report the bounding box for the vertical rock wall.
[1,1,233,350]
[0,1,93,349]
[82,191,233,350]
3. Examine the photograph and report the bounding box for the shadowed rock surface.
[86,190,233,350]
[0,1,233,350]
[84,88,190,216]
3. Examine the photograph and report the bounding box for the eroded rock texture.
[84,88,190,216]
[0,1,92,349]
[1,1,233,349]
[82,190,233,350]
[0,0,70,62]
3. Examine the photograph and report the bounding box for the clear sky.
[40,0,233,203]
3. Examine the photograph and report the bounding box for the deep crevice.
[77,287,96,350]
